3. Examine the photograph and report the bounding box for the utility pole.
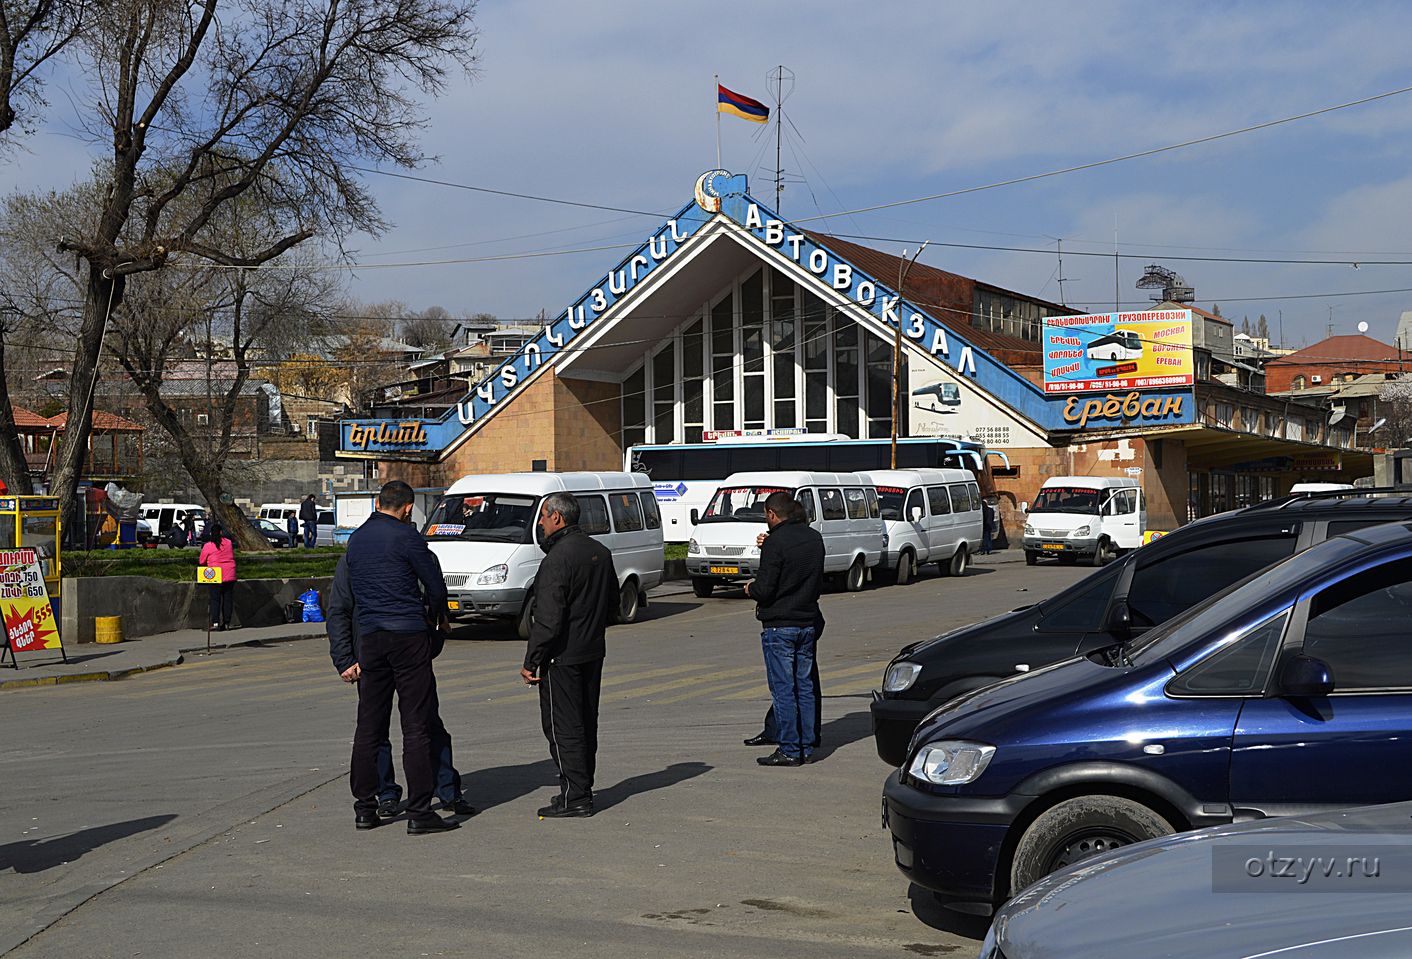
[1114,217,1120,312]
[765,66,794,212]
[1057,239,1066,306]
[892,242,928,469]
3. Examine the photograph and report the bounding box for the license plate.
[446,600,460,610]
[1041,544,1064,551]
[709,566,739,575]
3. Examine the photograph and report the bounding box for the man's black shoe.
[355,813,381,830]
[537,796,594,819]
[407,815,460,835]
[743,733,776,746]
[757,749,804,767]
[376,798,400,818]
[444,798,477,817]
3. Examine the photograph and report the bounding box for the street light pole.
[892,241,928,469]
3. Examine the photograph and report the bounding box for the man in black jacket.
[300,494,319,548]
[345,481,456,834]
[744,491,825,767]
[327,553,474,820]
[520,491,618,819]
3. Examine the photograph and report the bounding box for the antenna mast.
[765,66,795,212]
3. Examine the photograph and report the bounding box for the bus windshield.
[700,486,792,523]
[1031,487,1101,515]
[425,493,538,543]
[876,486,907,521]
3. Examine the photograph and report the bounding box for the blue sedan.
[884,520,1412,907]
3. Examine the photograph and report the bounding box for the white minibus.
[861,468,984,581]
[1023,475,1145,567]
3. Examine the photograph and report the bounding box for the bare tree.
[400,304,453,349]
[0,0,86,146]
[46,0,480,532]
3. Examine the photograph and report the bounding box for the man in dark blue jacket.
[744,490,825,767]
[345,480,457,834]
[327,553,474,820]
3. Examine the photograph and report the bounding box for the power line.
[789,83,1412,222]
[349,166,667,218]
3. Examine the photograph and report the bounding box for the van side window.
[845,488,868,520]
[638,492,661,530]
[967,482,981,511]
[577,495,611,536]
[1116,490,1135,515]
[608,493,644,532]
[905,489,925,520]
[927,487,951,515]
[819,488,846,520]
[864,487,880,519]
[796,489,817,523]
[948,485,968,514]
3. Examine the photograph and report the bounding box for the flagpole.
[711,74,722,169]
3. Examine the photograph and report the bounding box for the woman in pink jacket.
[198,524,238,630]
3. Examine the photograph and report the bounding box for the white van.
[1022,475,1145,567]
[861,469,984,582]
[139,503,208,544]
[425,472,664,638]
[686,471,886,596]
[258,503,302,521]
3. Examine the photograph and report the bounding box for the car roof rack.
[1245,487,1412,512]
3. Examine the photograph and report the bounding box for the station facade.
[338,173,1366,534]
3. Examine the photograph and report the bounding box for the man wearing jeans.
[744,491,825,767]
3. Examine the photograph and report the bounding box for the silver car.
[983,800,1412,958]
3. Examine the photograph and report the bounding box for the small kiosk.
[0,496,65,666]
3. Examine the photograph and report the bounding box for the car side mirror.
[1106,600,1132,636]
[690,508,699,525]
[909,506,924,522]
[1280,655,1334,697]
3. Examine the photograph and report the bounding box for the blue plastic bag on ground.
[299,588,324,623]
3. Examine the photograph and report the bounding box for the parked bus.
[627,434,991,541]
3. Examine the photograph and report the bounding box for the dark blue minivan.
[883,521,1412,906]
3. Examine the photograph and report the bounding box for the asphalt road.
[1,561,1091,958]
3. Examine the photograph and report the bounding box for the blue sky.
[7,0,1412,348]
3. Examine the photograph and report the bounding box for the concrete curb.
[0,654,183,691]
[175,630,328,655]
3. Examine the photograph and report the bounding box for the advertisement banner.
[1,549,60,654]
[1291,451,1342,471]
[908,362,1048,449]
[1043,310,1194,394]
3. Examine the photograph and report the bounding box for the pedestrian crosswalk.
[106,646,889,710]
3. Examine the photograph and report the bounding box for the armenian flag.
[717,84,769,124]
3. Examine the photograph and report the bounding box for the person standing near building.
[981,496,996,555]
[198,524,237,630]
[744,491,825,767]
[520,492,617,819]
[300,494,319,548]
[345,480,457,835]
[286,511,300,548]
[327,553,475,820]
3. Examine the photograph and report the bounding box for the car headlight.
[883,661,922,692]
[475,564,508,585]
[749,546,760,556]
[1071,525,1090,537]
[688,538,701,555]
[907,740,996,785]
[1023,524,1035,536]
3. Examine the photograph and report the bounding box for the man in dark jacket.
[345,481,456,834]
[327,553,474,820]
[520,491,618,819]
[744,490,825,766]
[300,494,319,548]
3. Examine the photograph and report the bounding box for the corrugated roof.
[803,233,1044,363]
[1266,334,1410,365]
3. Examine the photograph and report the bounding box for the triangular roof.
[50,410,145,432]
[1266,334,1410,366]
[10,407,55,430]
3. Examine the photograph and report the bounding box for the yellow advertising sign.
[1044,310,1194,394]
[197,565,224,584]
[0,548,61,656]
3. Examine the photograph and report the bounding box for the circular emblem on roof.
[695,170,730,213]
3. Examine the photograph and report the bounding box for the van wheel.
[942,545,968,577]
[894,550,915,585]
[516,592,537,641]
[691,577,714,598]
[845,558,866,592]
[1010,795,1173,895]
[1089,538,1112,567]
[616,581,640,624]
[1025,550,1039,566]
